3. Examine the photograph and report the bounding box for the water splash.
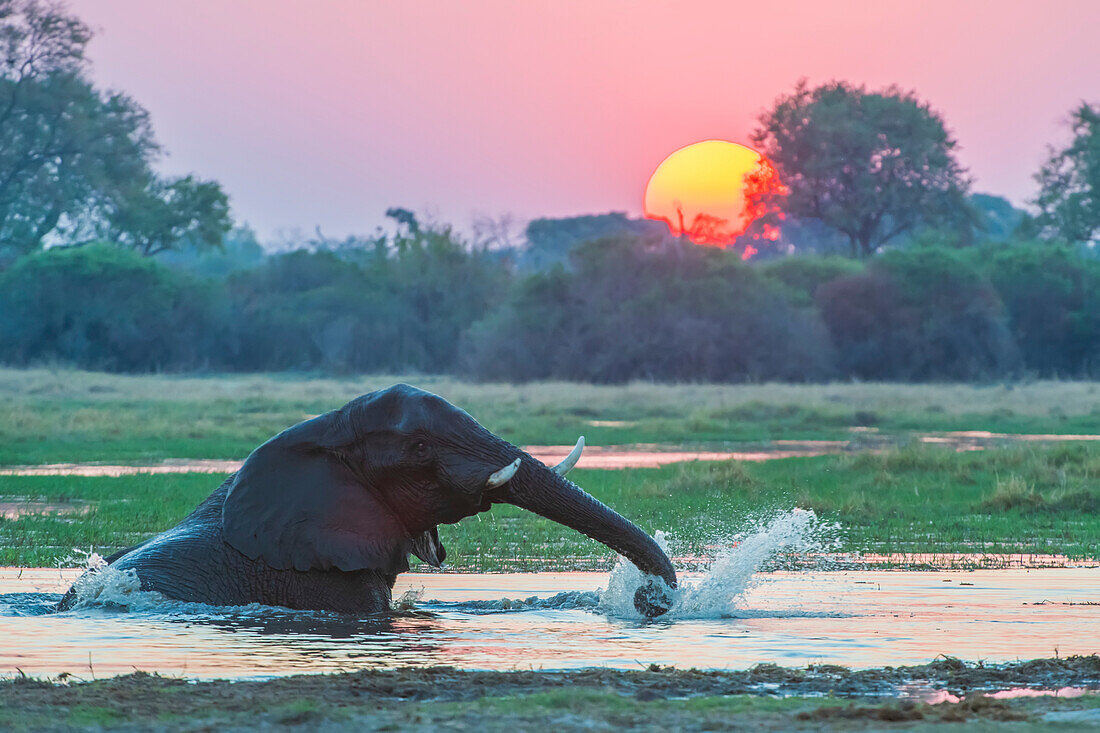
[437,508,836,619]
[64,565,163,610]
[62,547,108,572]
[58,550,173,612]
[393,586,425,611]
[600,508,833,620]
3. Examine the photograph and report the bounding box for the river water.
[2,543,1096,680]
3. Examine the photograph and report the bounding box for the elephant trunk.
[501,456,677,614]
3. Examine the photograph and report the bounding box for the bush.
[464,236,836,383]
[761,255,865,306]
[816,247,1019,380]
[228,231,509,373]
[975,244,1100,376]
[6,236,1100,384]
[0,244,226,370]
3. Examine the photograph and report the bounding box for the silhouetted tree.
[977,243,1100,375]
[752,80,970,258]
[385,207,420,235]
[471,212,525,252]
[160,224,266,276]
[969,193,1026,241]
[1034,102,1100,244]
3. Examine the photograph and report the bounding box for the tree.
[752,80,970,258]
[0,1,231,261]
[105,174,231,256]
[0,1,157,259]
[385,206,419,235]
[1034,102,1100,244]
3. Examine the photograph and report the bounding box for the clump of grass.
[977,475,1100,515]
[1044,487,1100,514]
[978,476,1043,512]
[664,460,760,494]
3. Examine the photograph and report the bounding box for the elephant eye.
[409,439,430,458]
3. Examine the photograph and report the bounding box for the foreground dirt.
[2,657,1098,731]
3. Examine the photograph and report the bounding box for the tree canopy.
[0,0,228,261]
[752,80,970,258]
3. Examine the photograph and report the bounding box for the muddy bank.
[3,657,1098,731]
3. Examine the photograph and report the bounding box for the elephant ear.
[222,408,411,574]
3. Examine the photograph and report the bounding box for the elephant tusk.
[486,458,521,488]
[552,436,585,476]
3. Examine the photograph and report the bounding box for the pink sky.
[72,1,1100,239]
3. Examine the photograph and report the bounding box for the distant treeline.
[3,230,1099,382]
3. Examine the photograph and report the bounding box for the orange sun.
[644,140,782,251]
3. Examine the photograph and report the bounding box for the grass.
[3,443,1099,567]
[7,368,1100,464]
[0,473,217,567]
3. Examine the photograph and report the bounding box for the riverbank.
[4,658,1099,731]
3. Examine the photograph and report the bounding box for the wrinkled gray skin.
[58,385,677,616]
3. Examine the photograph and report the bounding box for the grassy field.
[2,368,1100,567]
[3,443,1099,568]
[6,368,1100,464]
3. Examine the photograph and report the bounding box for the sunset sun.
[644,140,782,250]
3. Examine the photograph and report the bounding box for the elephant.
[59,384,677,616]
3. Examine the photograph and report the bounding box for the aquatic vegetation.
[3,441,1100,567]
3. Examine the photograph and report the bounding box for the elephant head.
[221,384,677,615]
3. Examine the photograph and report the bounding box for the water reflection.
[1,568,1097,680]
[0,500,90,519]
[989,687,1092,700]
[903,685,1095,704]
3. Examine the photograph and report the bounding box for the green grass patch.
[0,474,218,566]
[3,444,1098,567]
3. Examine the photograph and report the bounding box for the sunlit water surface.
[1,511,1097,680]
[3,569,1097,680]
